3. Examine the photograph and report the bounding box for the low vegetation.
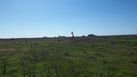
[0,35,137,77]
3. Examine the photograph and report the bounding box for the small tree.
[71,31,75,43]
[71,32,74,37]
[0,57,8,76]
[18,57,27,77]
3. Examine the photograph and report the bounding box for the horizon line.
[0,34,137,39]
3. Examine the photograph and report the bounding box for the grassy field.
[0,35,137,77]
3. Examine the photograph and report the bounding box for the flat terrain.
[0,35,137,77]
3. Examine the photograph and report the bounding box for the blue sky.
[0,0,137,38]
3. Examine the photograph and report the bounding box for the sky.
[0,0,137,38]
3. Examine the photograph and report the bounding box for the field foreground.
[0,35,137,77]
